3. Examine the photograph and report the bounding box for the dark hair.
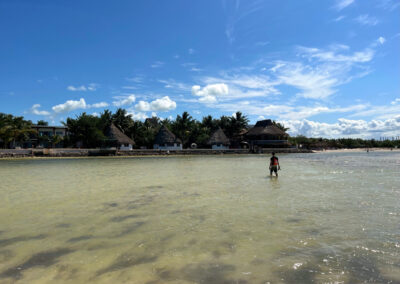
[272,152,275,155]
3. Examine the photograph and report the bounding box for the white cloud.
[191,83,229,103]
[355,14,379,26]
[127,111,148,121]
[284,115,400,138]
[91,112,100,117]
[30,104,50,116]
[112,95,136,107]
[377,36,386,45]
[199,95,217,103]
[125,76,144,83]
[391,98,400,105]
[135,101,151,112]
[52,98,87,113]
[135,96,177,112]
[89,102,109,108]
[67,83,98,91]
[334,0,354,10]
[192,83,229,97]
[272,62,339,99]
[378,0,400,11]
[150,61,164,68]
[159,79,191,91]
[297,46,374,62]
[149,96,177,111]
[334,15,346,22]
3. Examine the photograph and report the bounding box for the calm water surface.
[0,152,399,283]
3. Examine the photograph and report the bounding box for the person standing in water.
[269,152,280,177]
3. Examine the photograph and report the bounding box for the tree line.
[0,110,399,149]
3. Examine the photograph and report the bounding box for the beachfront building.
[245,119,289,150]
[208,128,230,150]
[29,124,68,148]
[153,125,182,150]
[106,123,135,150]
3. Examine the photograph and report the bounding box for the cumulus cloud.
[67,83,98,91]
[52,98,87,113]
[127,111,148,120]
[89,102,109,108]
[30,104,50,116]
[191,83,229,103]
[334,0,354,10]
[135,96,177,112]
[112,95,136,107]
[283,116,400,138]
[355,14,379,26]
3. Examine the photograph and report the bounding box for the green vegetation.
[62,110,249,148]
[0,113,35,148]
[1,111,399,149]
[289,136,400,149]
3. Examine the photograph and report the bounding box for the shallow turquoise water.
[0,152,399,283]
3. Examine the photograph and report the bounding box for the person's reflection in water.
[269,175,281,190]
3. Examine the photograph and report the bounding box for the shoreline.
[313,147,400,153]
[0,148,313,159]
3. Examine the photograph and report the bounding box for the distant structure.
[30,124,68,148]
[208,128,230,150]
[106,123,135,150]
[245,119,289,150]
[153,125,182,150]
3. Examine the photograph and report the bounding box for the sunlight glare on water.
[0,152,399,283]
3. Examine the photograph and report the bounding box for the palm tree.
[228,111,249,137]
[272,120,289,132]
[112,108,133,133]
[172,111,195,147]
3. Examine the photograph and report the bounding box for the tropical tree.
[171,111,195,147]
[227,111,249,137]
[36,120,48,126]
[272,120,289,132]
[112,108,133,133]
[64,113,105,148]
[0,113,35,148]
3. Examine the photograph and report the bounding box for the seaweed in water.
[67,235,93,243]
[56,223,71,228]
[0,248,73,280]
[110,214,140,222]
[117,221,146,237]
[181,262,241,284]
[0,250,14,262]
[97,253,157,276]
[0,234,47,247]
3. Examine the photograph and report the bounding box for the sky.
[1,0,399,138]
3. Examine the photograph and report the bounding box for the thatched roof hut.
[154,125,182,147]
[246,119,289,149]
[106,123,135,146]
[246,119,288,138]
[208,128,230,146]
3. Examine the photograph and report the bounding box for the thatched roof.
[154,125,182,145]
[208,128,230,145]
[107,123,135,145]
[246,119,288,137]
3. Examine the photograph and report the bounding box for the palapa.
[207,128,230,145]
[107,123,135,145]
[154,125,182,145]
[246,119,288,137]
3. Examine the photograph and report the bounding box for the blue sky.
[1,0,399,138]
